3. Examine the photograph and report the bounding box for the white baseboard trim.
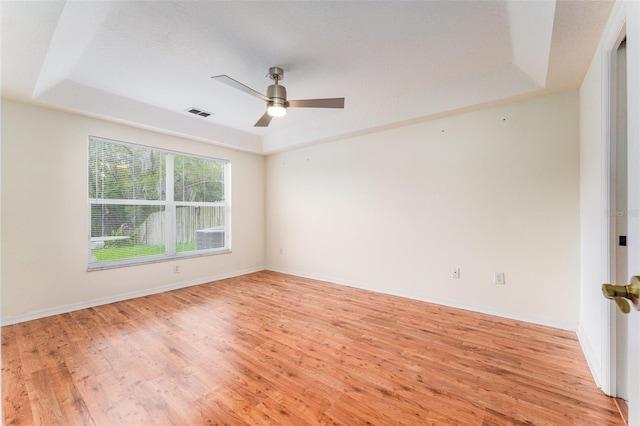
[577,323,603,389]
[265,266,579,331]
[1,266,265,326]
[5,265,580,334]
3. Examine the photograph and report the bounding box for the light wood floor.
[3,271,623,425]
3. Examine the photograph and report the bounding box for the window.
[88,136,230,269]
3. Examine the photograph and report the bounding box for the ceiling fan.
[212,67,345,127]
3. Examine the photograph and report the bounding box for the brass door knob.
[602,276,640,314]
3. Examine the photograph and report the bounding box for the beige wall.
[2,92,580,329]
[266,91,580,329]
[1,100,265,322]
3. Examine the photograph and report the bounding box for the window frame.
[87,136,231,271]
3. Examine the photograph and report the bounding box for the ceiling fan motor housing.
[267,84,287,107]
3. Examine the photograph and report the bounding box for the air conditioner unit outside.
[195,226,225,250]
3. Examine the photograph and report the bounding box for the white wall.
[266,91,580,329]
[578,21,608,388]
[1,100,265,323]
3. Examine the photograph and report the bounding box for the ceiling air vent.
[185,107,213,118]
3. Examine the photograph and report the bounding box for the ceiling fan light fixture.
[267,104,287,117]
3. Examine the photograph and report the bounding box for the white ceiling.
[2,1,614,154]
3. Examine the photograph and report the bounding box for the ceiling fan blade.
[287,98,345,109]
[211,74,270,102]
[254,111,273,127]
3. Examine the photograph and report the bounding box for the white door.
[623,3,640,424]
[613,37,630,406]
[603,4,640,424]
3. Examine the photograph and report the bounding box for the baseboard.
[577,323,603,389]
[5,264,580,333]
[265,266,579,331]
[1,266,265,326]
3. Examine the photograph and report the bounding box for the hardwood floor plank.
[13,323,45,378]
[25,366,88,426]
[90,372,152,425]
[1,327,34,425]
[73,374,126,426]
[194,390,250,425]
[2,271,623,425]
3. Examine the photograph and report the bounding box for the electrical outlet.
[451,267,460,279]
[173,265,180,274]
[494,272,505,285]
[279,248,284,255]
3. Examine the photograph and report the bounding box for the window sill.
[87,248,231,271]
